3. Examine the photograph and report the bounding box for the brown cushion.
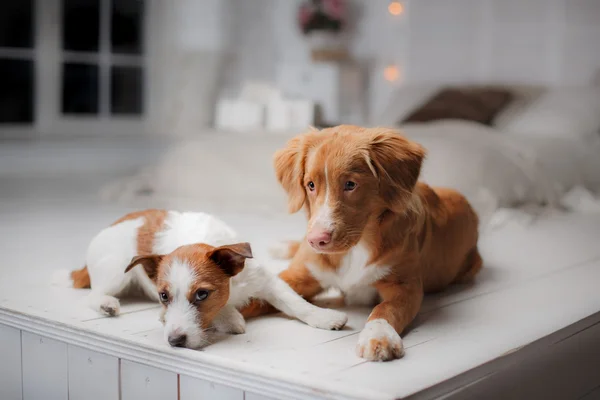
[402,88,513,125]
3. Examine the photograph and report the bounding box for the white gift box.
[266,98,314,132]
[214,99,265,131]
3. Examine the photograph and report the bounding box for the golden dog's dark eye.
[159,291,169,303]
[344,181,357,191]
[195,290,209,302]
[307,181,315,191]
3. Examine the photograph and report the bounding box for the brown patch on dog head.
[156,243,252,331]
[284,125,425,253]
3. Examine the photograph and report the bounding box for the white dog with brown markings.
[55,209,348,349]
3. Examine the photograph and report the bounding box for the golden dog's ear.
[273,129,323,213]
[367,129,426,213]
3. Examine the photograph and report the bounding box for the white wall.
[226,0,600,118]
[155,0,234,134]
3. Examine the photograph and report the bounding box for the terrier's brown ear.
[125,254,164,282]
[208,242,253,277]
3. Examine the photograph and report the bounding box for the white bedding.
[102,122,600,229]
[399,120,600,222]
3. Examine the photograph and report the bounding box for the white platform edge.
[0,307,378,400]
[4,305,600,400]
[407,312,600,400]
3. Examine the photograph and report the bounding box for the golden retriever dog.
[242,125,482,361]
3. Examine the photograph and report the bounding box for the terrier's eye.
[159,291,169,303]
[307,181,315,191]
[195,290,210,302]
[344,181,357,191]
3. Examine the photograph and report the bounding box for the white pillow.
[400,121,561,218]
[103,133,294,215]
[492,85,545,129]
[500,87,600,139]
[374,85,440,126]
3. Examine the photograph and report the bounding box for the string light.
[388,1,404,16]
[384,65,400,82]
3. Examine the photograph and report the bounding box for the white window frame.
[1,0,160,138]
[0,2,37,138]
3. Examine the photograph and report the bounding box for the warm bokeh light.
[388,1,404,16]
[384,65,400,82]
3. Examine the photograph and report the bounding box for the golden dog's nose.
[307,230,332,250]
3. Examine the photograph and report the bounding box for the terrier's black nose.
[168,334,187,347]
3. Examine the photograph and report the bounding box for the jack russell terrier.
[57,209,348,349]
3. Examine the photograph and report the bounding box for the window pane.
[62,63,99,114]
[0,1,34,48]
[63,0,100,52]
[0,59,34,123]
[111,0,144,54]
[111,66,143,115]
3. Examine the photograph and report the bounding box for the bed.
[2,85,600,400]
[102,84,600,225]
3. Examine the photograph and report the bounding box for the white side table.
[276,62,365,126]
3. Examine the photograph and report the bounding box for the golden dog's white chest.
[307,243,391,296]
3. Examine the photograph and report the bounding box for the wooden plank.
[21,332,68,400]
[244,393,279,400]
[68,345,119,400]
[0,211,599,400]
[440,319,600,400]
[0,324,22,400]
[120,359,177,400]
[83,307,162,337]
[327,258,600,399]
[580,385,600,400]
[179,375,243,400]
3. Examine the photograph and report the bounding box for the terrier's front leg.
[262,274,347,330]
[211,304,246,334]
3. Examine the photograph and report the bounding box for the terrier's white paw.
[212,307,246,334]
[99,297,121,317]
[356,319,404,361]
[304,308,348,330]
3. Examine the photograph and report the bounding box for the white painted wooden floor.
[1,138,599,400]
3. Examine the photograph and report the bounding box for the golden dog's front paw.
[356,319,404,361]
